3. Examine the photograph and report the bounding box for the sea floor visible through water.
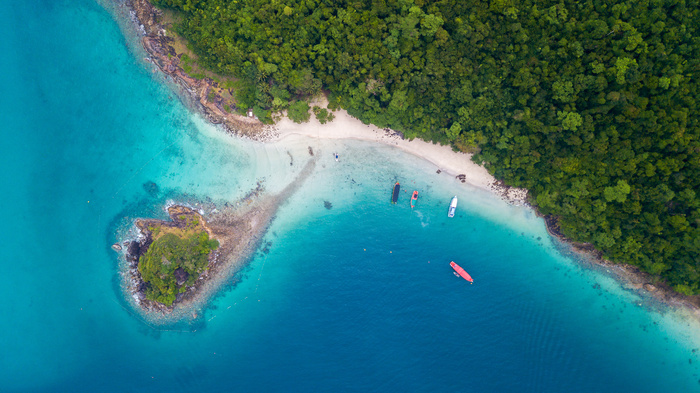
[1,1,700,392]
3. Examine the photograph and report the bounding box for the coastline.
[543,213,700,313]
[123,0,528,205]
[268,97,529,205]
[118,0,700,319]
[125,0,266,138]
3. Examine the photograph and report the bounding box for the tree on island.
[139,231,219,306]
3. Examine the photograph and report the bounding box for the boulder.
[111,243,122,252]
[174,267,189,286]
[126,241,141,263]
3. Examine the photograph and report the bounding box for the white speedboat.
[447,196,458,218]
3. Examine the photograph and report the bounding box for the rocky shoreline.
[540,213,700,312]
[121,0,700,319]
[127,0,269,139]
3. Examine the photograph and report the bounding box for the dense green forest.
[139,232,219,306]
[152,0,700,294]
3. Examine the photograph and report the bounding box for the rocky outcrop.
[127,0,265,139]
[126,240,141,264]
[174,267,188,286]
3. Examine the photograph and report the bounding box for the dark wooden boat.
[391,182,400,204]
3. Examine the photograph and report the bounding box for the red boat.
[450,261,473,283]
[410,191,418,208]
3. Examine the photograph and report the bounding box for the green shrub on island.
[154,0,700,294]
[138,231,219,306]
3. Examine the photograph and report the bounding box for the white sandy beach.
[269,99,529,205]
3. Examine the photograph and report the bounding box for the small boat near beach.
[410,191,418,208]
[447,196,458,217]
[450,261,473,283]
[391,182,400,204]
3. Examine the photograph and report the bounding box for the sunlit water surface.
[1,1,699,391]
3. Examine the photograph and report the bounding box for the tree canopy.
[153,0,700,294]
[139,231,219,306]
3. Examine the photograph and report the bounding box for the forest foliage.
[139,231,219,306]
[152,0,700,294]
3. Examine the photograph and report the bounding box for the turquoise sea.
[2,1,700,391]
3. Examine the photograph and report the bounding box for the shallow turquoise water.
[1,1,699,391]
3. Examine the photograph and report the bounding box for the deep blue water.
[1,1,700,392]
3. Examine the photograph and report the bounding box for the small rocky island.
[117,158,317,319]
[125,205,219,310]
